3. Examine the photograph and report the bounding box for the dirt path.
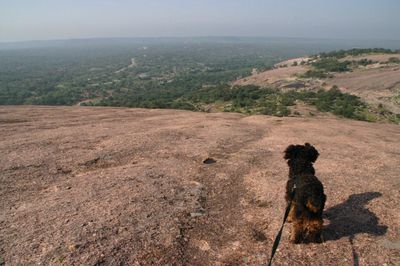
[0,106,399,265]
[115,58,136,74]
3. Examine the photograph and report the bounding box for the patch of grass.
[392,91,400,105]
[389,114,400,124]
[311,58,351,72]
[186,84,380,121]
[310,88,367,120]
[354,59,376,66]
[319,48,397,59]
[304,49,399,78]
[300,70,330,79]
[375,104,400,124]
[301,57,353,79]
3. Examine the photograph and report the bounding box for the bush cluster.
[319,48,396,59]
[186,85,369,120]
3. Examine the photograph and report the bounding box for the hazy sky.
[1,0,400,42]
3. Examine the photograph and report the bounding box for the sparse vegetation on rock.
[185,84,379,121]
[319,48,397,59]
[311,58,351,73]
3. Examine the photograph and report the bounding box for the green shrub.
[319,48,396,59]
[312,58,351,72]
[355,59,375,66]
[309,88,367,119]
[301,70,329,79]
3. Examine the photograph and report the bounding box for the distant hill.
[234,49,400,123]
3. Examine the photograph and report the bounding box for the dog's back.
[284,143,326,243]
[295,175,326,218]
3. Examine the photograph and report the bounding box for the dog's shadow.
[323,192,387,241]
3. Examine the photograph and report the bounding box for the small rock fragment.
[203,158,216,164]
[197,240,211,251]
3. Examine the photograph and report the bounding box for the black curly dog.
[284,143,326,244]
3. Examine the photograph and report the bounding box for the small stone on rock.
[203,158,216,164]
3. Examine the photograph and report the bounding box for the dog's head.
[284,143,319,163]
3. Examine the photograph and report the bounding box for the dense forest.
[1,39,318,106]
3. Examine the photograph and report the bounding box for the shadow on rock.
[324,192,387,241]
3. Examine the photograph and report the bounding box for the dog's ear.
[284,145,297,160]
[305,143,319,162]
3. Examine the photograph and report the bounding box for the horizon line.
[2,35,400,45]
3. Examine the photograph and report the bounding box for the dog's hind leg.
[291,220,304,244]
[304,218,324,243]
